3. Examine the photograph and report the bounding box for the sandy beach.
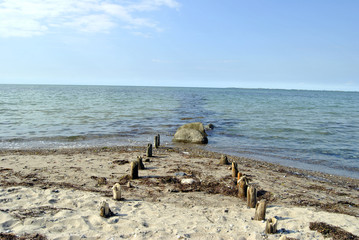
[1,146,358,240]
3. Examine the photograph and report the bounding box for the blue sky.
[0,0,358,91]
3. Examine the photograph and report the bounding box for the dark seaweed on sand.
[310,222,359,240]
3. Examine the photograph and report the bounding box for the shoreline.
[1,145,359,239]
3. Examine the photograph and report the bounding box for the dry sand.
[1,146,358,240]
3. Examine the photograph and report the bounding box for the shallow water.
[0,84,358,178]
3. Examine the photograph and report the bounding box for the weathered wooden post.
[137,156,145,170]
[112,183,121,201]
[100,201,113,218]
[146,143,152,157]
[232,162,238,178]
[237,172,242,181]
[254,199,266,220]
[219,155,229,165]
[247,185,257,208]
[265,217,278,234]
[154,135,159,148]
[238,176,248,198]
[157,134,160,147]
[130,161,139,179]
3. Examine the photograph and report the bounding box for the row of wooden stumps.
[221,155,277,234]
[100,134,160,218]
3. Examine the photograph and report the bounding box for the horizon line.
[0,82,358,93]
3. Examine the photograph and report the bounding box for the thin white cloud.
[0,0,180,37]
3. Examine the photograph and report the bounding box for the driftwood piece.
[146,143,152,157]
[247,185,257,208]
[219,155,229,165]
[238,176,248,198]
[137,156,145,170]
[130,161,139,179]
[100,201,114,218]
[112,183,121,201]
[265,217,278,234]
[254,199,266,220]
[231,162,238,178]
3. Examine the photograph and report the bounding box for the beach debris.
[309,221,359,239]
[238,176,249,198]
[146,143,152,157]
[175,172,187,177]
[232,162,238,178]
[137,156,145,170]
[130,161,139,179]
[254,199,267,221]
[265,217,278,234]
[113,159,129,165]
[100,201,114,218]
[219,155,229,165]
[127,181,132,188]
[247,185,257,208]
[112,183,121,201]
[91,176,107,186]
[172,122,208,144]
[181,178,196,185]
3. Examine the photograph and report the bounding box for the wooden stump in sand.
[154,135,159,148]
[237,172,242,181]
[265,217,278,234]
[238,176,248,198]
[100,201,114,218]
[232,162,238,178]
[247,185,257,208]
[137,156,145,170]
[146,143,152,157]
[130,161,139,179]
[154,134,160,148]
[112,183,121,201]
[219,155,229,165]
[254,199,266,221]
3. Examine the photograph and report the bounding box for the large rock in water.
[173,122,208,144]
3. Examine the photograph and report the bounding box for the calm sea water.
[1,84,358,178]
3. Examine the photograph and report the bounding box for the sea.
[0,84,358,179]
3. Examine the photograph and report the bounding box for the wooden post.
[232,162,238,178]
[265,217,278,234]
[247,185,257,208]
[238,176,248,198]
[237,172,242,181]
[137,156,145,170]
[157,134,160,147]
[154,136,159,148]
[219,155,229,165]
[112,183,121,201]
[130,161,139,179]
[254,199,266,220]
[100,201,113,218]
[146,143,152,157]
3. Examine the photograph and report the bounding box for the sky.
[0,0,358,91]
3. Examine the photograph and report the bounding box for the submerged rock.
[173,122,208,144]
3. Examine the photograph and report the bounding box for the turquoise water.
[0,84,358,178]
